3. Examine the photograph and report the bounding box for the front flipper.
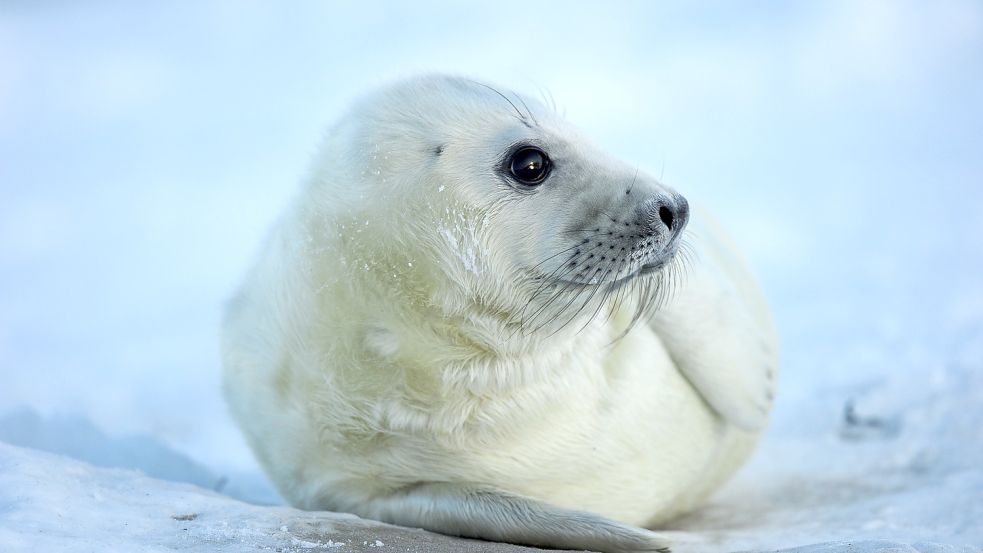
[359,482,671,553]
[649,213,778,432]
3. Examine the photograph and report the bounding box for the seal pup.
[222,74,778,553]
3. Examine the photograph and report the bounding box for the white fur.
[222,75,778,552]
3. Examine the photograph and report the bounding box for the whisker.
[597,209,621,224]
[470,80,529,126]
[530,252,620,336]
[521,240,608,315]
[526,240,591,273]
[626,167,638,195]
[517,235,607,312]
[526,267,600,336]
[574,262,622,335]
[512,223,698,343]
[538,87,558,114]
[615,266,669,343]
[513,93,539,126]
[602,264,632,327]
[547,256,619,337]
[513,245,607,335]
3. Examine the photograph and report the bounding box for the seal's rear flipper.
[360,482,671,553]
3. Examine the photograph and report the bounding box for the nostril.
[658,205,674,230]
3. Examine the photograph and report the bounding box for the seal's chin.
[513,246,684,338]
[604,261,667,289]
[637,259,670,276]
[552,255,674,290]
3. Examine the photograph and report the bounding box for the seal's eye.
[509,147,552,185]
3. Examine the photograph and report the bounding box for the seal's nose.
[641,194,689,241]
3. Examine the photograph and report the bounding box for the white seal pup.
[222,75,778,553]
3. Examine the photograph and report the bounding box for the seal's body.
[223,75,777,552]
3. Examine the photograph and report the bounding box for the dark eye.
[508,147,552,185]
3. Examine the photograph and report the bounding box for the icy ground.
[0,441,556,553]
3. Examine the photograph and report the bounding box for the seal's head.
[307,75,689,344]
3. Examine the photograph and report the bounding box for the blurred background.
[1,0,981,534]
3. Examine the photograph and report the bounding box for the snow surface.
[0,441,552,553]
[2,2,982,552]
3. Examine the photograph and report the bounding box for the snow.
[1,2,982,552]
[0,441,549,553]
